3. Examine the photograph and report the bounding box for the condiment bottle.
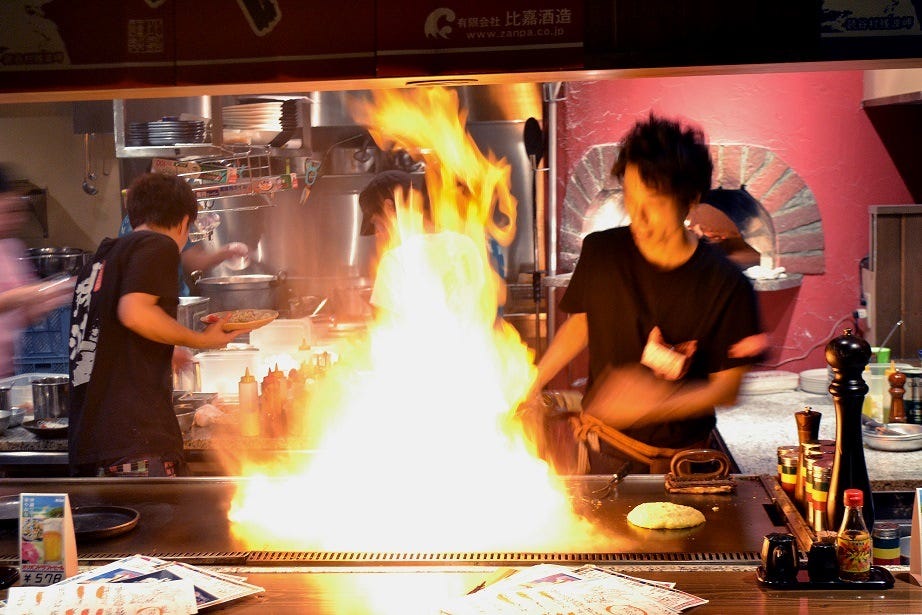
[836,488,872,581]
[238,368,260,437]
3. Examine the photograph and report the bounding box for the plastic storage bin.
[194,348,260,399]
[14,305,70,374]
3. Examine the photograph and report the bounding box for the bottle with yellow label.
[836,488,871,581]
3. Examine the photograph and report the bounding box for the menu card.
[440,564,708,615]
[5,554,264,614]
[18,493,77,586]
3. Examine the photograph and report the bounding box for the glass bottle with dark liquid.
[836,488,871,581]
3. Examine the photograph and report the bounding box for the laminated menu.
[440,563,708,615]
[4,554,264,614]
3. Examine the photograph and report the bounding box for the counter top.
[717,389,922,491]
[6,565,917,614]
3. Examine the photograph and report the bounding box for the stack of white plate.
[739,370,799,395]
[223,102,283,131]
[799,368,831,395]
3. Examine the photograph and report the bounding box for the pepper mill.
[889,370,907,423]
[826,328,875,532]
[793,406,822,512]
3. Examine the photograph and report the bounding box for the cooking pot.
[20,247,89,278]
[32,376,69,420]
[193,274,282,312]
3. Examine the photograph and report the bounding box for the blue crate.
[13,357,69,375]
[16,305,70,360]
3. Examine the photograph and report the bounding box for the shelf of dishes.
[113,98,309,158]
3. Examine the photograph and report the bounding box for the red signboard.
[173,1,375,86]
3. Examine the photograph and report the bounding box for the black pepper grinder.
[826,328,875,532]
[794,406,822,512]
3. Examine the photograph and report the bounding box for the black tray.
[0,495,17,529]
[72,506,140,541]
[21,419,68,439]
[756,565,895,589]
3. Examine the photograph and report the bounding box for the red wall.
[555,70,914,374]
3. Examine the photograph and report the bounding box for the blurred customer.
[0,165,73,377]
[69,173,254,477]
[529,114,767,474]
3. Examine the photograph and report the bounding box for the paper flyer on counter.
[2,554,264,614]
[440,563,708,615]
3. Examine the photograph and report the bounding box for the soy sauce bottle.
[836,488,871,581]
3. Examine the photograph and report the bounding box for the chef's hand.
[196,317,255,349]
[172,346,193,373]
[583,364,681,430]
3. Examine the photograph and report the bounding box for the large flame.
[228,87,600,552]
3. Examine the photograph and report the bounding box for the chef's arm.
[118,292,244,349]
[528,312,588,397]
[181,242,248,275]
[585,364,749,430]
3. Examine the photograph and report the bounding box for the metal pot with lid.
[192,273,283,312]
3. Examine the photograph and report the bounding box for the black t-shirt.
[69,231,183,467]
[559,226,762,448]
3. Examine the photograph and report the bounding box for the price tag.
[19,493,77,586]
[911,488,922,586]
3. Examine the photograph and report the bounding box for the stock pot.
[192,274,281,312]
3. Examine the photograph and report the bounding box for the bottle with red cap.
[836,488,872,581]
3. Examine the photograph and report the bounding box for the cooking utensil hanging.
[879,319,903,349]
[82,133,98,195]
[523,117,546,356]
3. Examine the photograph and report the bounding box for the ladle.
[82,133,98,195]
[878,319,903,349]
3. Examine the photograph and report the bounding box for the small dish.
[21,418,68,439]
[8,406,25,427]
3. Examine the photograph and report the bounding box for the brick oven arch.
[560,143,824,276]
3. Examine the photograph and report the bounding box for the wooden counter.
[44,565,914,614]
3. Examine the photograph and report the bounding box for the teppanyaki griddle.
[0,475,785,566]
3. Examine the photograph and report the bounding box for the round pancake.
[626,501,706,529]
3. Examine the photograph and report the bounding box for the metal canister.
[778,451,799,495]
[903,368,922,424]
[810,458,833,532]
[872,522,901,565]
[777,445,799,484]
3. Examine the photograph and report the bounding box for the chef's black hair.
[358,170,428,236]
[611,113,713,216]
[126,172,198,230]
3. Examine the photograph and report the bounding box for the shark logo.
[424,7,456,39]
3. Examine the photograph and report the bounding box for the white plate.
[740,370,799,395]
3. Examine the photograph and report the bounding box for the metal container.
[193,274,278,312]
[0,387,10,412]
[20,247,89,278]
[177,296,210,332]
[863,423,922,451]
[31,376,69,420]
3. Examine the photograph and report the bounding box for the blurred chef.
[0,165,73,377]
[529,113,767,473]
